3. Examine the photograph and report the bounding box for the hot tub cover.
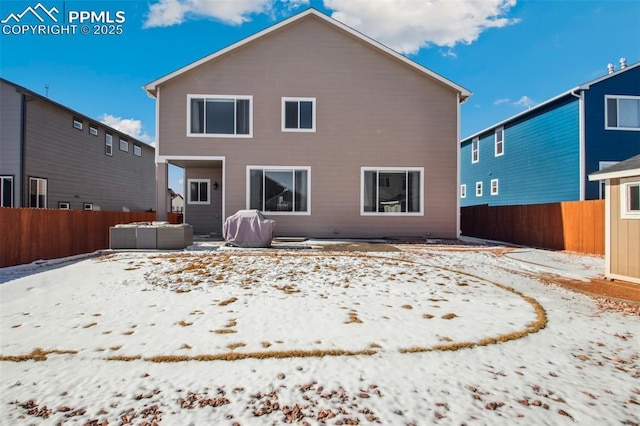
[223,210,276,248]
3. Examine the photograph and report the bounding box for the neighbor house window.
[1,176,13,207]
[134,145,142,157]
[119,138,129,152]
[105,133,113,156]
[89,125,98,136]
[495,127,504,156]
[188,95,252,137]
[621,178,640,219]
[361,167,423,215]
[187,179,210,205]
[58,201,70,210]
[247,167,310,214]
[282,97,316,132]
[73,117,83,130]
[83,203,93,211]
[491,179,499,195]
[476,181,483,197]
[29,177,47,208]
[472,137,479,163]
[460,184,467,198]
[606,95,640,130]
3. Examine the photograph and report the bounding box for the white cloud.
[514,95,534,108]
[100,114,155,146]
[144,0,273,28]
[324,0,519,54]
[494,98,510,105]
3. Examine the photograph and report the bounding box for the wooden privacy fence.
[461,200,605,255]
[0,209,183,268]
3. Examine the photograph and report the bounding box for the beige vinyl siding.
[158,16,459,237]
[610,179,640,281]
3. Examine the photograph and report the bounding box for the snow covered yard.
[0,242,638,425]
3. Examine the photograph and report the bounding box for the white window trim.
[491,179,499,195]
[187,178,211,205]
[89,125,98,136]
[186,94,253,138]
[245,166,311,215]
[58,202,70,210]
[119,138,129,152]
[471,137,479,163]
[134,145,142,157]
[73,118,83,130]
[360,167,424,216]
[29,177,47,208]
[281,97,316,132]
[83,203,94,211]
[476,181,483,197]
[620,177,640,219]
[495,127,504,157]
[605,95,640,131]
[460,184,467,199]
[105,133,113,156]
[0,176,14,207]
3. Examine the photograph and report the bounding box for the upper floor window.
[29,177,47,208]
[247,167,310,214]
[188,95,252,137]
[1,176,13,207]
[73,117,83,130]
[495,127,504,156]
[621,178,640,219]
[282,97,316,132]
[105,133,113,156]
[606,95,640,131]
[134,145,142,157]
[361,167,423,215]
[188,179,210,205]
[119,138,129,152]
[89,125,98,136]
[472,137,479,163]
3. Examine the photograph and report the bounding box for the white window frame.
[620,177,640,219]
[73,117,83,130]
[476,181,483,197]
[89,125,98,136]
[133,145,142,157]
[187,94,253,138]
[187,179,211,205]
[246,166,311,215]
[495,127,504,156]
[29,177,47,208]
[105,133,113,156]
[460,184,467,199]
[281,97,316,132]
[83,202,93,211]
[0,175,14,207]
[605,95,640,131]
[58,201,70,210]
[119,138,129,152]
[491,179,499,195]
[360,167,424,216]
[471,137,479,163]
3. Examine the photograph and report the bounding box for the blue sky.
[1,0,639,195]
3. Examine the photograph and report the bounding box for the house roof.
[589,153,640,180]
[462,61,640,143]
[143,8,471,101]
[0,77,154,150]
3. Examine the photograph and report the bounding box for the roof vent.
[620,57,627,69]
[607,63,615,74]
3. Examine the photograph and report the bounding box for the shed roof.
[589,153,640,180]
[143,8,471,101]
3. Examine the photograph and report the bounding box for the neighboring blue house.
[460,60,640,207]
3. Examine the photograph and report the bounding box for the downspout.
[570,89,585,200]
[20,94,27,207]
[456,92,462,238]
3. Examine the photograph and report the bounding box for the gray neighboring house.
[144,8,470,238]
[0,78,155,211]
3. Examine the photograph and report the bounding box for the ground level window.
[476,181,483,197]
[29,177,47,208]
[1,176,13,207]
[491,179,499,195]
[361,168,423,214]
[59,201,70,210]
[188,179,210,205]
[460,184,467,198]
[248,167,310,214]
[621,178,640,219]
[83,203,93,211]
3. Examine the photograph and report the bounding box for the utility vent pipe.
[620,57,627,69]
[607,63,615,74]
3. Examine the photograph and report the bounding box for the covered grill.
[223,210,276,248]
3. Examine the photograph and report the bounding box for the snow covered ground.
[1,241,638,425]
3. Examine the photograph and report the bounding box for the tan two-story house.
[144,8,471,238]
